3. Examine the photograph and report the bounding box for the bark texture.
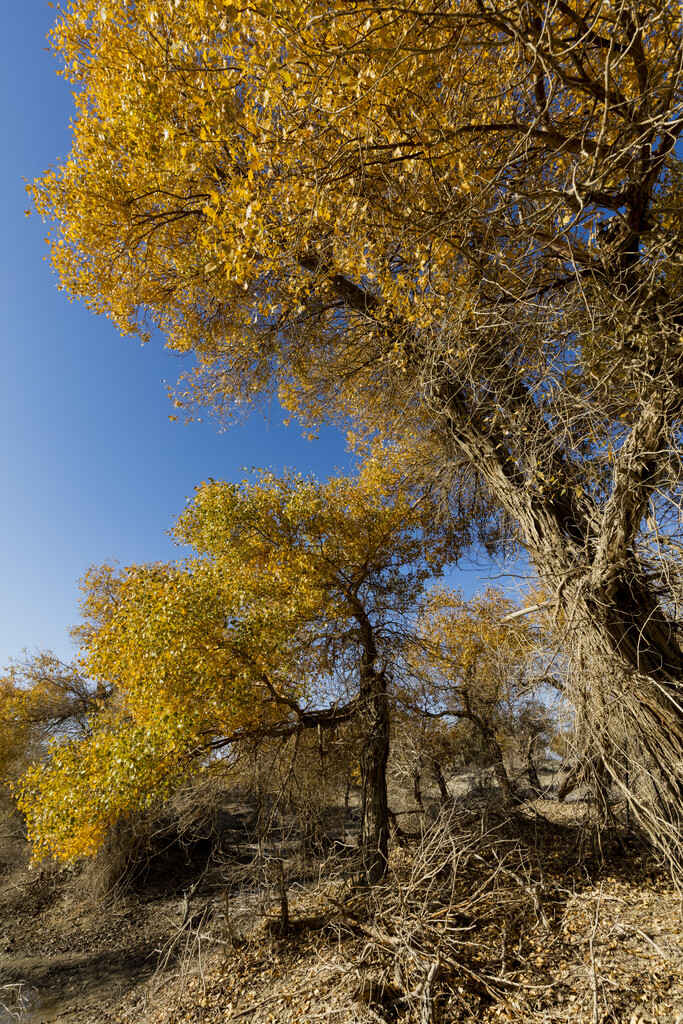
[359,665,390,884]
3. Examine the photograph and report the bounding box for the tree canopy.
[33,0,683,614]
[0,653,102,787]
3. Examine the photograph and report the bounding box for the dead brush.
[328,803,568,1022]
[67,776,230,905]
[107,795,683,1024]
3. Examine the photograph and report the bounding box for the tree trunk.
[420,367,683,861]
[359,666,390,884]
[474,717,518,806]
[430,758,450,804]
[321,253,683,860]
[524,733,542,793]
[412,762,424,812]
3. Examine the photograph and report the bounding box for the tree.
[32,1,683,860]
[0,652,106,786]
[413,587,550,804]
[18,465,452,880]
[390,712,465,812]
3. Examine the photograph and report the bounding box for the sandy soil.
[0,803,256,1024]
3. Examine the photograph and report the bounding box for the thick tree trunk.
[424,372,683,857]
[359,666,390,884]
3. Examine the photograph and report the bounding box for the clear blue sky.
[0,6,491,669]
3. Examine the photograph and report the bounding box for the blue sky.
[0,6,493,669]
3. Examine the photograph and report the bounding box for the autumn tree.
[411,588,553,805]
[31,1,683,861]
[0,652,106,786]
[389,712,462,812]
[18,465,453,880]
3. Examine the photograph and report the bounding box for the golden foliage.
[16,464,449,862]
[33,0,683,443]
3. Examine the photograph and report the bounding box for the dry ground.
[2,790,683,1024]
[115,802,683,1024]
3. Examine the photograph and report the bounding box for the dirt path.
[0,824,205,1024]
[0,800,261,1024]
[0,872,176,1023]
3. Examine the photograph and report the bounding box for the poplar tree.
[32,1,683,862]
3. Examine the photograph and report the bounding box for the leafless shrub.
[312,803,557,1021]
